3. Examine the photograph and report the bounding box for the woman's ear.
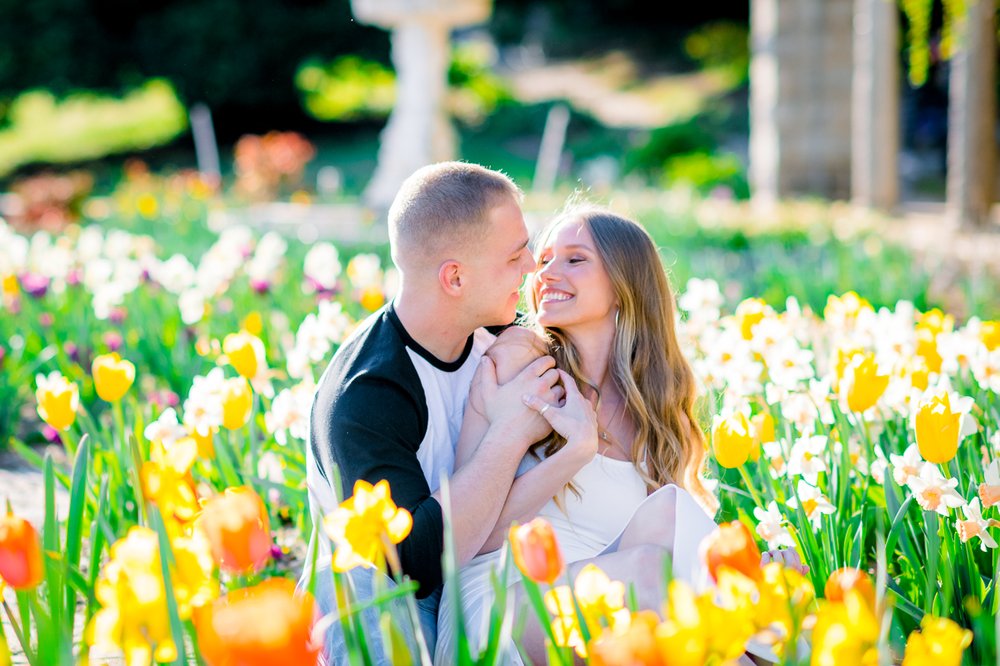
[438,260,464,295]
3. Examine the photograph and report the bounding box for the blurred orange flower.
[197,486,272,575]
[509,518,565,586]
[195,578,319,666]
[0,512,43,590]
[702,520,762,583]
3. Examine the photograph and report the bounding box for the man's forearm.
[433,425,527,565]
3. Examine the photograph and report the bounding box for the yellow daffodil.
[735,298,769,340]
[323,479,412,572]
[656,579,754,666]
[914,391,962,464]
[141,437,200,538]
[221,377,253,430]
[842,351,889,412]
[811,589,879,666]
[711,412,754,468]
[222,331,266,380]
[544,564,631,657]
[88,526,215,666]
[35,371,79,431]
[901,616,973,666]
[92,353,136,402]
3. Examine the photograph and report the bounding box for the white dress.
[434,454,722,665]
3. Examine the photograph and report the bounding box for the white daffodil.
[788,480,836,530]
[906,464,966,515]
[890,443,924,488]
[143,408,188,447]
[787,435,829,485]
[956,498,998,551]
[754,501,796,549]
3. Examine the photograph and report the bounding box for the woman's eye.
[568,257,585,264]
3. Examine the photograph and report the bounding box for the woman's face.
[532,219,618,331]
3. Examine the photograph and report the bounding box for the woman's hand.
[760,548,810,576]
[522,370,598,459]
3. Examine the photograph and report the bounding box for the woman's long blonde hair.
[529,206,718,515]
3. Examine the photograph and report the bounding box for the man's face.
[462,197,534,327]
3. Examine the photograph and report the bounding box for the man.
[303,162,560,661]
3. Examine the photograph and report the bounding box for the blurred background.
[0,0,998,316]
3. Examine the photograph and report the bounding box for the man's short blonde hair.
[388,162,522,270]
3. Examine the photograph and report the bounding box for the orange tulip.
[197,486,272,574]
[509,518,565,585]
[824,567,876,609]
[195,578,319,666]
[0,512,44,590]
[702,520,762,583]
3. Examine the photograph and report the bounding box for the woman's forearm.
[478,440,594,553]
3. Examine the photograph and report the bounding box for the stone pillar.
[851,0,899,210]
[351,0,491,210]
[750,0,854,204]
[947,0,997,227]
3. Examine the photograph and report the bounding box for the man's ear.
[438,260,464,295]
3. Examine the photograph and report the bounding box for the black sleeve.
[313,375,445,597]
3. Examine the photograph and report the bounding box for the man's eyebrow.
[510,238,529,254]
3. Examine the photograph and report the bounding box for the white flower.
[762,440,787,479]
[890,444,924,488]
[155,254,197,294]
[257,451,286,484]
[346,253,383,289]
[955,498,998,551]
[788,480,836,530]
[182,368,226,435]
[787,435,829,485]
[906,464,966,515]
[753,501,796,549]
[317,300,353,345]
[304,242,341,291]
[294,313,332,363]
[870,445,888,485]
[780,393,819,435]
[971,348,1000,394]
[179,289,208,325]
[266,382,313,446]
[678,278,723,318]
[144,408,188,447]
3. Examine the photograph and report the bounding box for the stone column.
[750,0,854,205]
[851,0,899,210]
[351,0,491,210]
[946,0,997,227]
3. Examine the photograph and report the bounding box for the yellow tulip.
[0,623,9,666]
[360,286,385,312]
[980,320,1000,351]
[711,412,754,468]
[914,391,962,464]
[323,479,413,573]
[656,579,754,666]
[543,564,630,657]
[221,377,253,430]
[811,590,880,666]
[222,331,265,380]
[901,616,973,666]
[92,353,136,402]
[35,371,79,431]
[842,352,888,412]
[241,311,264,337]
[749,411,775,462]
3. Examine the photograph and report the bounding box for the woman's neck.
[565,320,618,395]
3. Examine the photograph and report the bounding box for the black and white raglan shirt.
[306,303,495,597]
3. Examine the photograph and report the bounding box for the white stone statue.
[352,0,492,210]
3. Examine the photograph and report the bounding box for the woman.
[436,207,802,665]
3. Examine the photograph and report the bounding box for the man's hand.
[476,355,562,447]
